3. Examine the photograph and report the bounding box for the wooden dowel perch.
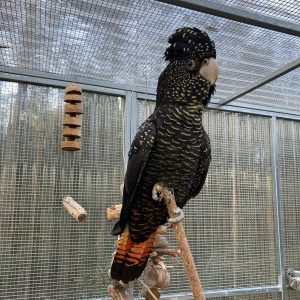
[63,195,87,221]
[157,183,206,300]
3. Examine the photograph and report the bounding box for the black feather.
[111,120,157,236]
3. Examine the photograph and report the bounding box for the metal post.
[130,92,138,141]
[124,92,137,168]
[124,92,132,169]
[271,116,285,300]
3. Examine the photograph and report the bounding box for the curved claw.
[168,207,184,224]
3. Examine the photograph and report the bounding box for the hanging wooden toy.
[61,85,83,151]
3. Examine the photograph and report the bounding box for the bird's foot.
[152,183,164,201]
[168,207,184,224]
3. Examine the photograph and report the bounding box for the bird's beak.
[199,58,219,85]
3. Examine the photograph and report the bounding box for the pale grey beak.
[199,58,219,85]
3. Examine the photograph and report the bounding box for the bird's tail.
[110,226,156,283]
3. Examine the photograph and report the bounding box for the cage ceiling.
[0,0,299,114]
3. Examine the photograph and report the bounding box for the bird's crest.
[164,27,216,62]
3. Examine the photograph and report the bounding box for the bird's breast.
[156,106,207,145]
[139,107,210,210]
[148,107,209,171]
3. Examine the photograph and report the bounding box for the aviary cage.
[0,0,299,299]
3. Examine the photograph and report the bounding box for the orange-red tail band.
[110,227,156,283]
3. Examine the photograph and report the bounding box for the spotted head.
[156,27,218,108]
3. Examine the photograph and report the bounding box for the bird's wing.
[112,119,157,235]
[187,149,211,200]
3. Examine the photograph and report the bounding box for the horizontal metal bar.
[137,93,156,100]
[0,66,157,95]
[160,285,281,299]
[155,0,300,37]
[1,66,300,121]
[219,58,300,105]
[137,95,300,121]
[209,101,300,121]
[0,71,128,96]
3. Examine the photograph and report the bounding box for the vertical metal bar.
[271,116,285,300]
[231,113,238,288]
[123,91,136,298]
[130,92,138,140]
[124,92,133,169]
[124,91,137,169]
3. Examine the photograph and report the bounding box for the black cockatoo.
[110,27,218,283]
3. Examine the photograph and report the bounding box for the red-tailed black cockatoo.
[110,27,218,284]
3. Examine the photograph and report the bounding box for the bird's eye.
[187,60,193,67]
[203,58,209,65]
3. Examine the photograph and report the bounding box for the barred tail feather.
[110,227,156,283]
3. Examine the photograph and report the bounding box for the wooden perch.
[157,183,206,300]
[62,195,87,221]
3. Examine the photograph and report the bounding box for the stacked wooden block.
[61,86,83,151]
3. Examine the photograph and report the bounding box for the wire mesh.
[209,0,300,24]
[0,82,125,299]
[234,68,300,114]
[0,0,299,113]
[277,119,300,300]
[137,100,278,294]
